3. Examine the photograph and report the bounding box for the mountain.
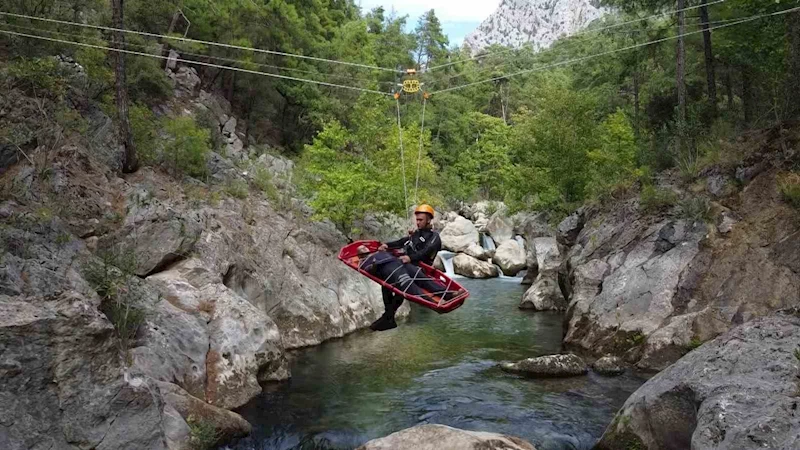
[464,0,606,53]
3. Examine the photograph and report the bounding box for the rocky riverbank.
[0,63,406,449]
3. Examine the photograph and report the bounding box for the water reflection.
[230,279,644,450]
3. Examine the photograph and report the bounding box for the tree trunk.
[725,67,734,112]
[676,0,687,152]
[788,9,800,118]
[111,0,138,173]
[634,68,641,139]
[742,66,754,125]
[700,0,717,117]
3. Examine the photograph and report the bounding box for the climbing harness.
[338,240,469,314]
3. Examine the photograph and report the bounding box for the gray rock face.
[453,253,500,279]
[486,212,515,245]
[440,215,480,252]
[597,314,800,450]
[493,239,527,276]
[357,424,536,450]
[592,356,625,376]
[556,209,585,246]
[501,354,588,378]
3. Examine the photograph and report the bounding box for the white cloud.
[357,0,500,22]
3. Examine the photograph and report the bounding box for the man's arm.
[408,232,441,264]
[385,236,410,250]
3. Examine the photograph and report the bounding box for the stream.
[229,278,645,450]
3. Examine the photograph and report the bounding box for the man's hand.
[399,255,411,264]
[378,243,388,251]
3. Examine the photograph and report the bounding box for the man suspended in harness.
[367,204,460,331]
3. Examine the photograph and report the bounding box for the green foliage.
[587,109,638,199]
[83,249,146,358]
[225,178,249,200]
[253,166,280,204]
[126,43,173,103]
[688,337,704,351]
[187,415,219,450]
[5,57,68,98]
[679,197,712,223]
[129,104,159,165]
[640,185,678,214]
[163,116,211,178]
[779,173,800,209]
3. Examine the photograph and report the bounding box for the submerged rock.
[357,424,536,450]
[597,314,800,450]
[501,354,588,378]
[592,355,625,376]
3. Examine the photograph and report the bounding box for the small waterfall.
[480,233,496,252]
[438,251,457,278]
[493,264,514,280]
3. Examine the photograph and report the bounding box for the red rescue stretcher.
[338,240,469,314]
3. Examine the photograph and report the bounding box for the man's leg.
[400,263,453,300]
[370,286,397,331]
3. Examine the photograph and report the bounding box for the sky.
[356,0,502,45]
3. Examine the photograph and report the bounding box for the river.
[229,278,645,450]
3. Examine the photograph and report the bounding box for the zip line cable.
[0,28,393,96]
[414,96,427,205]
[0,20,397,87]
[432,5,800,95]
[0,10,403,74]
[426,0,728,72]
[395,98,410,220]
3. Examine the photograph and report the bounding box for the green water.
[230,278,645,450]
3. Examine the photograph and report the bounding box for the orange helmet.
[414,204,435,218]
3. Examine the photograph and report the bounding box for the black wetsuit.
[378,228,445,320]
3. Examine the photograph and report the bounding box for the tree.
[414,10,449,68]
[675,0,687,152]
[788,8,800,117]
[700,0,717,117]
[111,0,138,173]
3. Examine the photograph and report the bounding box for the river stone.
[486,212,514,245]
[439,215,479,252]
[592,355,625,376]
[519,275,566,311]
[357,424,536,450]
[596,314,800,450]
[494,239,527,276]
[501,354,588,378]
[463,242,493,261]
[453,253,499,278]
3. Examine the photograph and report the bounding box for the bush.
[252,167,279,203]
[778,173,800,209]
[224,178,249,199]
[163,116,211,178]
[640,185,678,214]
[187,415,219,450]
[127,50,173,103]
[129,104,159,165]
[679,197,712,223]
[6,57,69,98]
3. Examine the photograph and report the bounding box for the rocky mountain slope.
[464,0,606,53]
[0,60,407,449]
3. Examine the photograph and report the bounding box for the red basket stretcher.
[338,240,469,314]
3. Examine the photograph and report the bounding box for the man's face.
[415,213,431,229]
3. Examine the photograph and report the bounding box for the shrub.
[687,337,703,351]
[127,51,173,103]
[253,167,279,203]
[163,116,211,178]
[224,178,249,199]
[6,57,68,98]
[187,415,219,450]
[639,185,678,214]
[678,197,712,223]
[778,173,800,209]
[129,104,159,165]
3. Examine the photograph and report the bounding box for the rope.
[0,10,402,74]
[395,98,410,221]
[414,96,427,206]
[426,0,728,72]
[0,28,392,96]
[0,21,397,87]
[431,6,800,95]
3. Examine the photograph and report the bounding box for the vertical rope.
[414,96,427,206]
[396,98,410,220]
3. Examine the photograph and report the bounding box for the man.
[369,204,448,331]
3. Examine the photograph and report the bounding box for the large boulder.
[592,355,626,376]
[501,354,588,378]
[519,276,566,311]
[556,208,585,246]
[493,239,527,276]
[439,215,479,252]
[453,253,499,279]
[357,424,536,450]
[463,242,493,261]
[486,211,514,245]
[596,314,800,450]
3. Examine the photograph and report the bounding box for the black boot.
[372,315,397,331]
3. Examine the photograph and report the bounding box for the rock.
[556,209,585,246]
[532,237,561,273]
[170,67,201,96]
[514,211,554,239]
[0,200,15,218]
[166,49,179,70]
[463,242,493,261]
[592,355,625,376]
[453,253,499,278]
[439,215,479,252]
[494,239,527,276]
[222,116,237,135]
[519,275,566,311]
[486,212,514,245]
[225,137,245,156]
[596,314,800,450]
[357,424,536,450]
[197,91,231,125]
[707,173,736,197]
[356,212,407,243]
[735,161,767,184]
[717,210,738,234]
[501,354,588,378]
